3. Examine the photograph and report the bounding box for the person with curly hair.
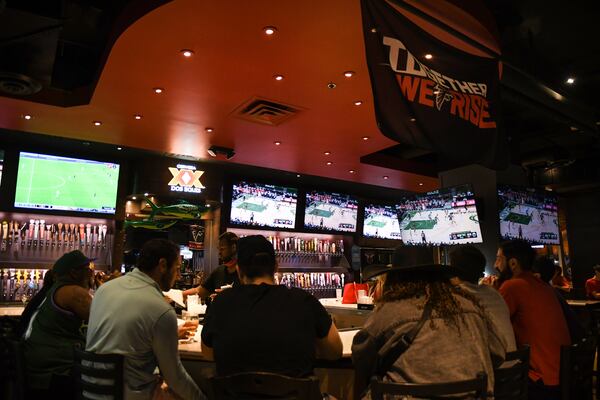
[352,247,505,398]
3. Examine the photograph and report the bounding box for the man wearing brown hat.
[201,234,343,377]
[23,250,95,399]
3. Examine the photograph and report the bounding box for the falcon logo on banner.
[361,0,508,169]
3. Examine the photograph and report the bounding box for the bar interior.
[1,1,599,400]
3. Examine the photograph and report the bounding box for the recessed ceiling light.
[274,74,284,81]
[370,28,377,33]
[383,176,389,180]
[362,136,370,141]
[144,192,149,196]
[23,114,32,120]
[354,100,363,106]
[327,82,336,89]
[296,174,301,178]
[344,71,355,78]
[570,126,578,132]
[134,114,142,120]
[93,121,102,126]
[326,161,333,166]
[132,196,137,200]
[117,147,123,151]
[419,182,423,186]
[205,127,214,133]
[180,49,194,57]
[425,54,433,60]
[263,26,277,35]
[566,77,575,84]
[410,117,416,122]
[153,87,164,94]
[349,170,355,174]
[324,151,331,155]
[274,141,281,145]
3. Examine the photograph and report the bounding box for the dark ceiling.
[0,0,598,193]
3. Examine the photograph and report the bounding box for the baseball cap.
[53,250,95,277]
[236,235,275,267]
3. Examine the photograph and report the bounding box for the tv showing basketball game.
[230,182,297,229]
[14,152,120,214]
[396,185,483,245]
[363,204,402,240]
[304,191,358,233]
[498,185,559,245]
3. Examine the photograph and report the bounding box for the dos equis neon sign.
[168,164,205,193]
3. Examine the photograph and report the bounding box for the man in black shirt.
[201,235,343,377]
[183,232,239,302]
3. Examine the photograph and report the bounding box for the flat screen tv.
[396,184,483,245]
[363,204,402,240]
[304,191,358,233]
[498,185,559,245]
[14,152,120,214]
[230,182,297,229]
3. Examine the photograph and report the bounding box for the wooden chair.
[74,349,124,400]
[560,336,596,400]
[369,373,488,400]
[208,371,322,400]
[493,345,530,400]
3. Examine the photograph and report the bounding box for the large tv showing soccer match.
[363,204,402,240]
[304,191,358,233]
[498,185,559,245]
[230,182,297,229]
[14,152,120,214]
[396,185,483,246]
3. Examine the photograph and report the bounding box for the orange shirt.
[499,271,571,386]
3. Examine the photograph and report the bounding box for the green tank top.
[23,282,86,389]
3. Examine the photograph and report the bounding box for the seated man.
[496,240,571,400]
[585,264,600,299]
[449,245,516,354]
[23,250,94,399]
[86,239,205,400]
[201,235,343,377]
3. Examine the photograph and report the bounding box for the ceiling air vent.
[232,97,304,126]
[0,72,42,96]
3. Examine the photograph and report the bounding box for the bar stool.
[74,349,124,400]
[208,371,322,400]
[369,373,488,400]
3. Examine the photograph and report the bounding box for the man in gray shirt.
[86,239,205,400]
[449,245,517,353]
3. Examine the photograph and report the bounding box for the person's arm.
[351,329,379,396]
[200,340,214,361]
[499,282,518,319]
[315,322,343,360]
[54,285,92,321]
[153,310,206,400]
[182,286,211,301]
[309,295,342,360]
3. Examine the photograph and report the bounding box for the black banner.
[361,0,508,169]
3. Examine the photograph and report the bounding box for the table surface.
[0,306,25,316]
[178,327,359,361]
[566,299,600,307]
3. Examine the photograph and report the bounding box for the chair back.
[74,349,124,400]
[0,339,25,400]
[370,373,488,400]
[560,336,596,400]
[208,371,322,400]
[493,345,530,400]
